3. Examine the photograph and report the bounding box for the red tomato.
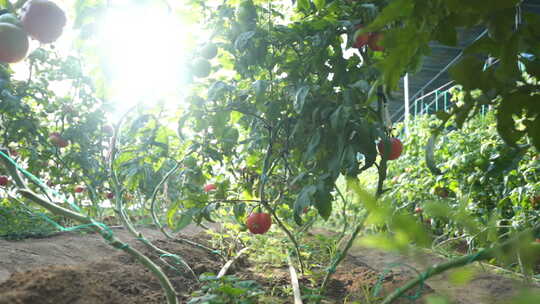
[0,175,9,186]
[74,186,85,193]
[204,184,217,192]
[21,0,66,43]
[246,212,272,234]
[353,24,370,49]
[377,137,403,160]
[368,32,384,51]
[49,132,69,148]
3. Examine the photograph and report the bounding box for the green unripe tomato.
[0,13,22,27]
[200,43,218,60]
[191,58,211,78]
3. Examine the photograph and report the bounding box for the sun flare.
[98,3,189,110]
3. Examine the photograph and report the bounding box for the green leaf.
[356,123,377,172]
[487,9,517,42]
[465,36,500,57]
[314,183,332,220]
[330,106,345,130]
[234,31,256,50]
[434,21,457,46]
[294,185,317,225]
[449,56,485,90]
[217,285,246,296]
[233,203,246,224]
[522,57,540,78]
[313,0,325,11]
[426,132,443,175]
[498,34,520,79]
[0,0,11,10]
[496,93,527,147]
[528,116,540,151]
[367,0,414,30]
[294,85,310,113]
[252,80,268,98]
[297,0,310,11]
[305,129,321,160]
[167,204,180,228]
[377,26,425,89]
[173,209,195,232]
[448,267,476,285]
[447,0,520,12]
[208,81,232,101]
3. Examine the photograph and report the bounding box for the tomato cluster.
[0,0,66,63]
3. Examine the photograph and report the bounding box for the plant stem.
[2,142,179,304]
[320,214,368,294]
[217,247,249,278]
[258,128,305,273]
[18,189,179,304]
[108,119,197,279]
[376,157,388,197]
[147,162,223,259]
[335,186,349,244]
[261,199,305,273]
[381,225,540,304]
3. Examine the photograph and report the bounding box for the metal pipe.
[391,29,488,120]
[404,73,410,136]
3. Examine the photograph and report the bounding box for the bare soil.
[1,226,410,304]
[0,226,220,304]
[0,226,538,303]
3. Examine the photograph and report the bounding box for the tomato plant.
[0,0,539,303]
[382,112,540,253]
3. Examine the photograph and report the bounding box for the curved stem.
[18,189,179,304]
[258,130,305,274]
[217,247,249,278]
[108,117,197,279]
[381,225,540,304]
[147,161,223,258]
[261,199,305,273]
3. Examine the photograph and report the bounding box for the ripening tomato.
[353,24,370,49]
[0,175,9,186]
[49,132,69,148]
[21,0,67,43]
[246,212,272,234]
[377,137,403,160]
[204,184,217,192]
[368,32,384,51]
